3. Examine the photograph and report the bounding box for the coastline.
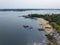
[37,18,59,45]
[25,14,60,45]
[37,18,54,36]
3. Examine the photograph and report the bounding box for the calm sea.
[0,10,60,45]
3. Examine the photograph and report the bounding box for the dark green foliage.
[50,22,60,33]
[28,14,60,33]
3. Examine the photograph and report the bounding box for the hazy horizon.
[0,0,60,9]
[0,8,60,9]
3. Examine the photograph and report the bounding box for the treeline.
[0,9,40,11]
[0,9,60,11]
[0,9,26,11]
[28,14,60,33]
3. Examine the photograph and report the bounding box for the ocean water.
[0,10,60,45]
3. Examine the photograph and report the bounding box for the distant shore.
[0,9,60,11]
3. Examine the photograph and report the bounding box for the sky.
[0,0,60,9]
